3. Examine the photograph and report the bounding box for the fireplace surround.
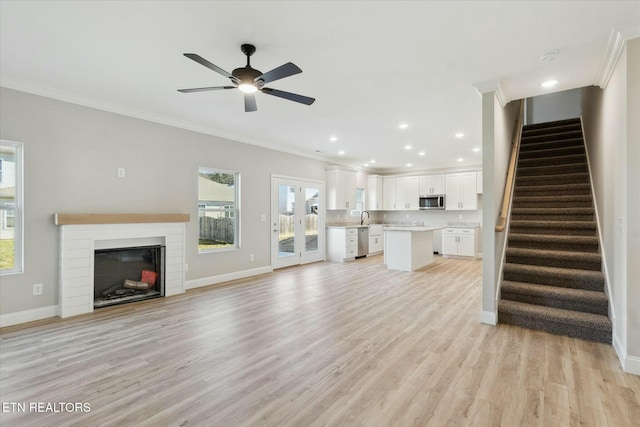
[55,214,189,318]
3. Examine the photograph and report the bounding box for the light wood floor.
[1,255,638,426]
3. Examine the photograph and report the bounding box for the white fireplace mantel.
[56,214,189,318]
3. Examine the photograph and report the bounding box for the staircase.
[498,117,611,343]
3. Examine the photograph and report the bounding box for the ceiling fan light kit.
[178,43,315,112]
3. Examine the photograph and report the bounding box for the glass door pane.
[305,187,319,253]
[278,184,297,259]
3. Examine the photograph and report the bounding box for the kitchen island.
[383,226,443,271]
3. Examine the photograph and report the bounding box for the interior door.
[272,176,324,269]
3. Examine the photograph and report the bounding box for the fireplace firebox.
[94,245,165,308]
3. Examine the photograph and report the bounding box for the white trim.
[613,332,640,376]
[597,27,640,89]
[481,310,497,325]
[185,266,272,290]
[0,305,59,328]
[473,78,509,107]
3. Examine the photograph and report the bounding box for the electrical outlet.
[260,214,266,221]
[33,283,43,296]
[184,263,188,272]
[250,254,255,261]
[117,168,125,178]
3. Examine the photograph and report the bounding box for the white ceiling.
[1,1,638,173]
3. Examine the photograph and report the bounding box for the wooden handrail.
[495,99,525,232]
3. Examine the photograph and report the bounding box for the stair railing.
[495,99,525,232]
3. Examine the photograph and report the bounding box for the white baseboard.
[613,332,640,376]
[185,266,273,290]
[0,305,59,328]
[481,310,497,325]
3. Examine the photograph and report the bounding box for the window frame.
[197,166,241,253]
[0,140,24,275]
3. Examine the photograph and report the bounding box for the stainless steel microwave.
[419,195,445,210]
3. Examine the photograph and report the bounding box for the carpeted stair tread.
[521,123,582,138]
[520,130,584,144]
[501,281,608,315]
[518,145,585,159]
[518,153,586,168]
[516,172,590,185]
[513,194,592,208]
[508,232,599,252]
[514,183,591,196]
[506,247,601,270]
[498,300,611,343]
[517,162,588,176]
[503,263,604,291]
[509,219,597,231]
[519,138,585,153]
[521,118,581,131]
[511,207,594,216]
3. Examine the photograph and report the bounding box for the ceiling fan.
[178,44,315,112]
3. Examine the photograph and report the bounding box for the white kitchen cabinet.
[442,227,478,257]
[367,175,383,210]
[476,171,483,194]
[445,172,478,210]
[326,166,357,210]
[327,227,358,262]
[396,176,419,210]
[419,174,445,195]
[368,224,383,254]
[382,177,397,210]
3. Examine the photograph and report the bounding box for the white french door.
[271,176,325,269]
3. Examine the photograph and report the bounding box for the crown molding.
[597,25,640,89]
[473,78,509,107]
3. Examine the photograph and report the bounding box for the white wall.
[481,94,519,324]
[581,38,640,374]
[525,88,582,124]
[0,87,329,317]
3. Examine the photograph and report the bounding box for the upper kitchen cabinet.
[419,174,445,195]
[367,174,383,210]
[476,171,483,194]
[445,172,478,210]
[326,166,357,210]
[382,177,397,210]
[396,176,419,210]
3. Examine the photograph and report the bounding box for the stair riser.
[508,240,599,252]
[520,139,584,153]
[521,131,583,144]
[511,214,594,221]
[518,146,585,159]
[501,292,608,316]
[515,188,591,197]
[498,312,611,343]
[508,226,596,236]
[513,200,592,209]
[516,174,590,186]
[518,164,588,177]
[506,253,601,271]
[518,155,586,168]
[503,270,603,291]
[522,124,582,138]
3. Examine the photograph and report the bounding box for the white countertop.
[383,226,443,232]
[326,224,371,229]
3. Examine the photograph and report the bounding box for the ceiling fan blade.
[255,62,302,84]
[183,53,238,82]
[244,93,257,112]
[177,86,236,93]
[261,87,315,105]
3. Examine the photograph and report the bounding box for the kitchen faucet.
[360,210,370,225]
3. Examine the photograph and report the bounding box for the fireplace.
[94,245,165,308]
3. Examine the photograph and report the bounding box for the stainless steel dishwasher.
[357,227,368,258]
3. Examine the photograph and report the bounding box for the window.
[1,140,23,274]
[198,167,240,252]
[350,187,365,216]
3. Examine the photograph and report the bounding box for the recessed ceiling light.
[418,151,426,156]
[404,145,412,150]
[370,159,376,164]
[472,147,480,152]
[329,136,338,142]
[457,158,464,162]
[338,150,345,155]
[455,132,464,139]
[541,79,558,88]
[364,163,369,167]
[398,123,409,129]
[406,163,413,167]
